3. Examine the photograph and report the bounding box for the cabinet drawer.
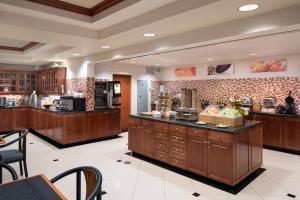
[141,120,153,130]
[169,158,186,169]
[128,118,139,126]
[154,142,168,153]
[169,146,185,155]
[187,127,207,138]
[208,131,233,146]
[169,150,186,161]
[154,131,168,141]
[153,122,169,133]
[154,152,168,162]
[169,124,186,134]
[169,134,186,146]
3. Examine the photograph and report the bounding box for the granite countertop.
[251,111,300,119]
[130,114,262,134]
[0,106,118,113]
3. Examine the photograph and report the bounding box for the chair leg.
[96,186,102,200]
[0,167,2,184]
[23,160,28,177]
[19,161,23,176]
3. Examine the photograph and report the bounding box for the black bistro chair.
[51,166,103,200]
[0,129,29,184]
[0,161,18,183]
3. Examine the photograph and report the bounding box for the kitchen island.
[0,107,121,146]
[128,114,263,186]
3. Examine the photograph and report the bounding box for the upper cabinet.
[0,67,66,95]
[0,71,17,93]
[37,67,66,95]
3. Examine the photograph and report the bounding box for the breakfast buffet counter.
[128,114,263,186]
[0,106,121,146]
[248,112,300,152]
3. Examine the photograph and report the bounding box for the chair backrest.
[18,130,28,157]
[0,161,18,182]
[50,166,102,200]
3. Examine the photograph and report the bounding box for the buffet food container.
[215,116,243,127]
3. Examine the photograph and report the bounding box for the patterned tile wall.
[151,77,300,104]
[66,77,95,111]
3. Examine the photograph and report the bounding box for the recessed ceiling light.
[207,58,214,61]
[113,55,123,59]
[101,45,110,49]
[250,53,256,56]
[144,32,156,37]
[155,46,168,51]
[239,4,259,12]
[72,53,80,57]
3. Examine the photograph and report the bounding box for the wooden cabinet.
[128,126,141,153]
[250,113,300,152]
[0,109,13,131]
[63,113,86,144]
[128,116,263,186]
[87,112,107,140]
[140,120,154,157]
[38,67,66,95]
[19,72,37,93]
[207,131,233,185]
[13,108,29,129]
[250,125,263,170]
[283,117,300,151]
[106,109,121,136]
[0,72,17,93]
[187,128,208,176]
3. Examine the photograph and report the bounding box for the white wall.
[95,63,157,113]
[64,58,94,79]
[157,54,300,81]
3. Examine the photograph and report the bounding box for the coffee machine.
[94,81,121,109]
[240,97,253,111]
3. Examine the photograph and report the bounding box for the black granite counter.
[251,111,300,119]
[130,114,262,134]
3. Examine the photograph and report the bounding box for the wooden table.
[0,174,67,200]
[0,137,5,144]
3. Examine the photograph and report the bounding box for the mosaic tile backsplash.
[151,77,300,105]
[66,77,95,111]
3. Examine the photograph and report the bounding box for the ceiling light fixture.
[72,53,80,57]
[101,45,110,49]
[207,58,214,61]
[144,32,156,37]
[239,4,259,12]
[113,55,123,59]
[250,53,256,56]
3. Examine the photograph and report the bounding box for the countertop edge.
[129,114,262,134]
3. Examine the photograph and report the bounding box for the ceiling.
[118,30,300,67]
[0,0,300,65]
[0,38,29,48]
[60,0,105,8]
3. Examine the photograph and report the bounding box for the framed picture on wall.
[175,67,196,77]
[250,58,287,73]
[207,64,234,75]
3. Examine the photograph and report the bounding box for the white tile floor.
[2,132,300,200]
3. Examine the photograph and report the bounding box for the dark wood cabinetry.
[13,108,29,129]
[250,113,300,152]
[128,116,263,186]
[0,109,14,131]
[37,67,66,95]
[0,107,121,145]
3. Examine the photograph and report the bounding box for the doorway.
[137,80,148,113]
[113,74,131,132]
